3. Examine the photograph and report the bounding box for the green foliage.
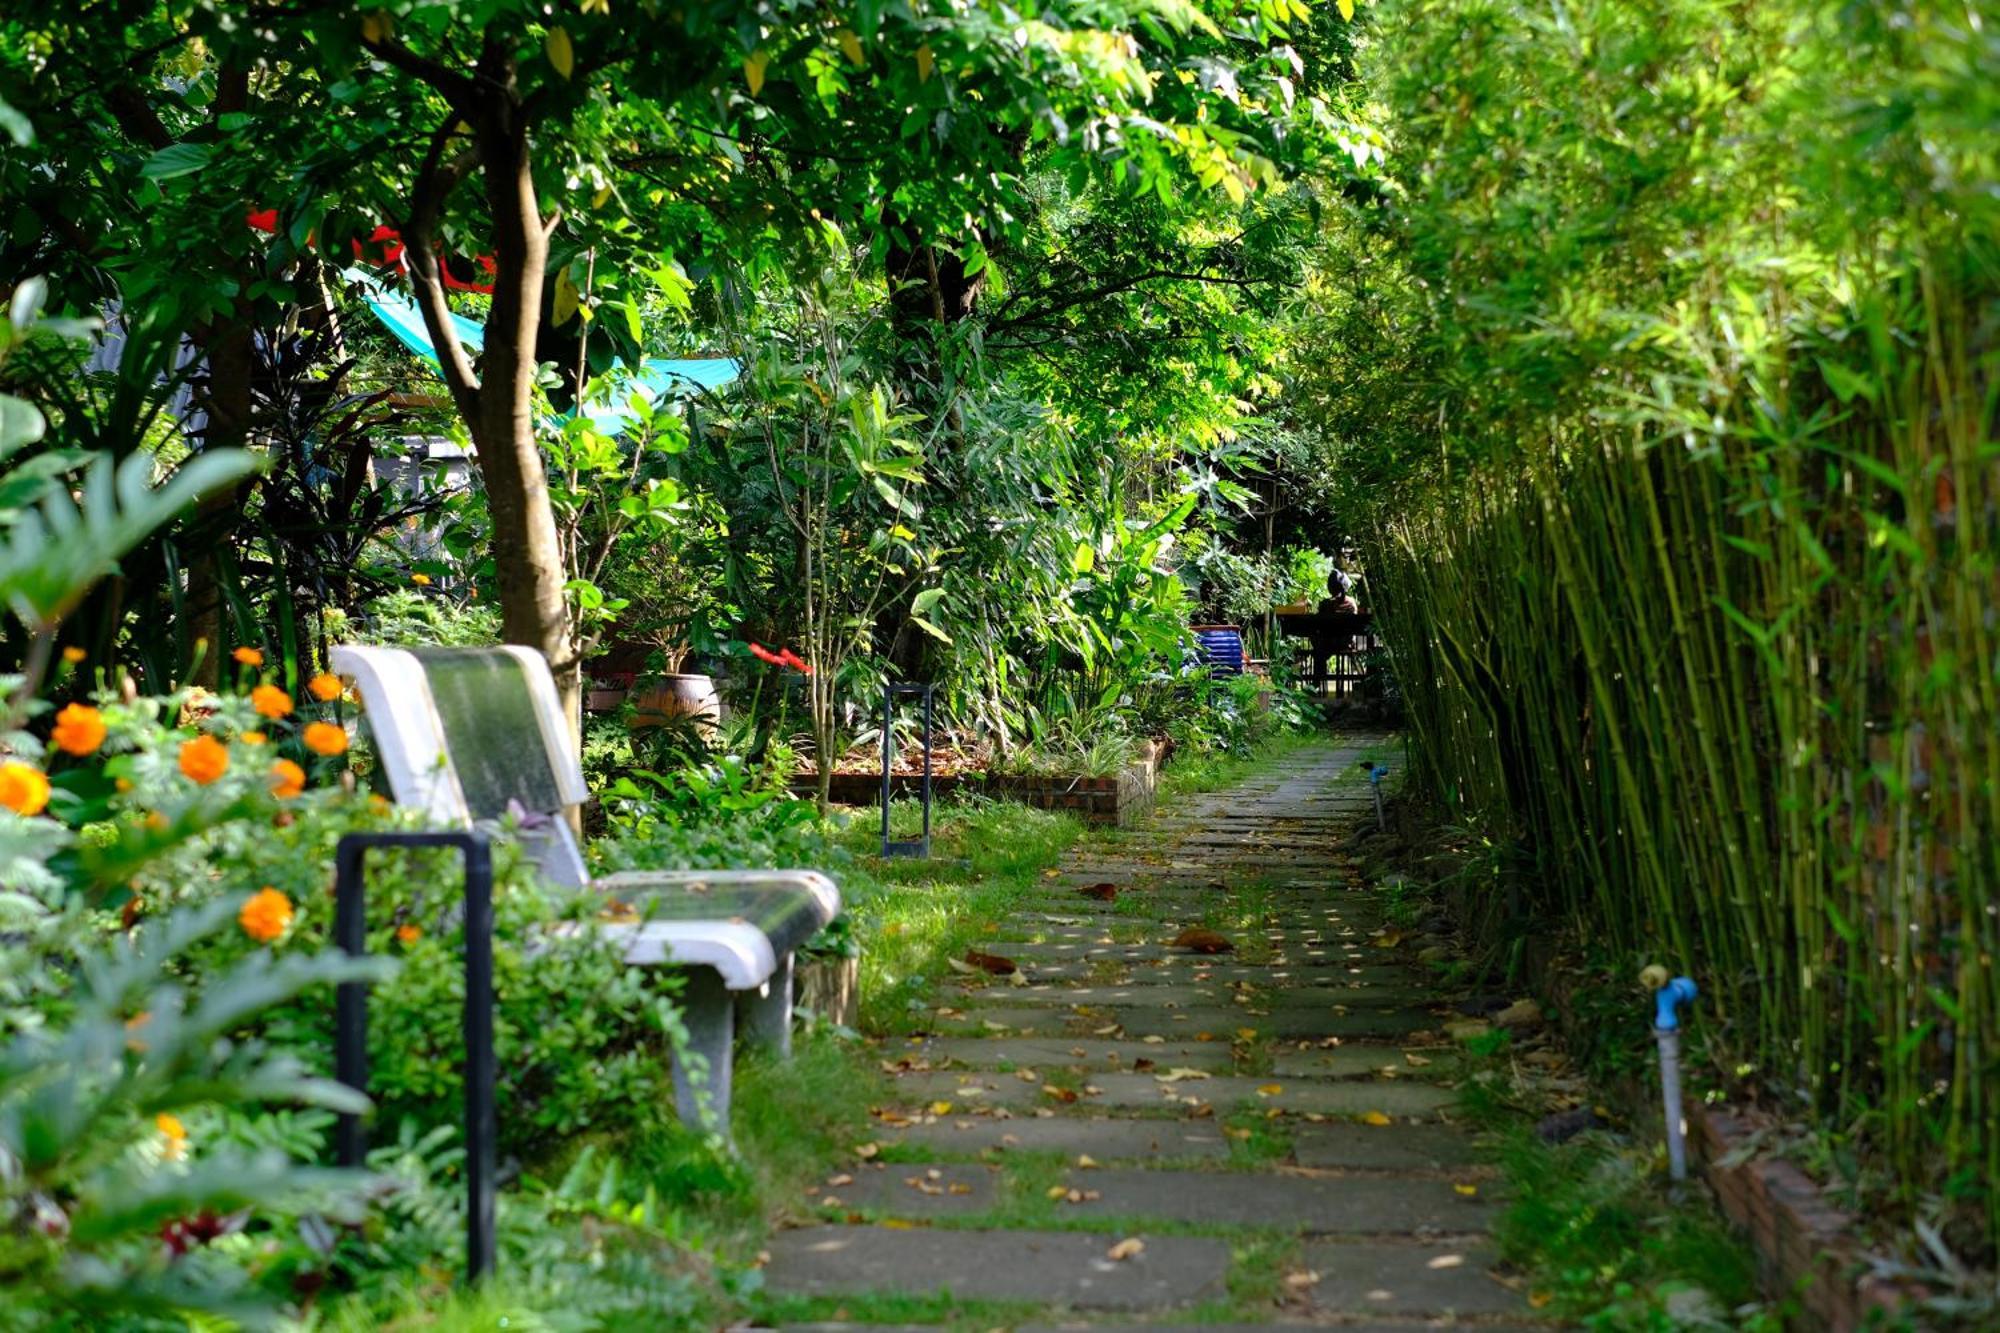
[1316,0,2000,1259]
[0,900,387,1329]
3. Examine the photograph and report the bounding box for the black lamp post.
[881,682,934,858]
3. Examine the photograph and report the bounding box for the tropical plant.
[0,899,387,1328]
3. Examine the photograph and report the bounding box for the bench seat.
[329,643,841,1137]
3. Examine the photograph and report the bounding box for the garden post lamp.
[881,682,934,858]
[332,831,497,1283]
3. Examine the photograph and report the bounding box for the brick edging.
[1686,1104,1912,1330]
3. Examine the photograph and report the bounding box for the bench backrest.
[329,644,592,885]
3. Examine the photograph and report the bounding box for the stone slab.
[977,981,1441,1013]
[1017,1324,1552,1333]
[889,1070,1456,1117]
[882,1115,1229,1161]
[1289,1122,1486,1172]
[763,1226,1231,1309]
[1301,1240,1525,1316]
[1052,1168,1492,1233]
[1272,1048,1459,1080]
[915,1036,1239,1072]
[1011,960,1414,988]
[940,1004,1435,1041]
[815,1161,1003,1216]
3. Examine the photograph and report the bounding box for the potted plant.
[796,914,860,1028]
[627,641,721,739]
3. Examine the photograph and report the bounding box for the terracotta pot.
[627,673,720,737]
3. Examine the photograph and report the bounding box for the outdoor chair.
[328,644,840,1136]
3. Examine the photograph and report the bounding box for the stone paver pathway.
[766,738,1551,1329]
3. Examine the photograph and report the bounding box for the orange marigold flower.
[51,702,107,756]
[143,810,169,831]
[410,572,432,586]
[395,923,422,945]
[239,887,294,943]
[303,721,348,757]
[0,762,51,816]
[157,1112,188,1159]
[241,730,268,745]
[307,672,343,702]
[114,776,134,792]
[62,646,87,664]
[250,684,292,719]
[268,758,306,799]
[178,735,229,784]
[232,647,264,667]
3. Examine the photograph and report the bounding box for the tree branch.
[401,116,483,420]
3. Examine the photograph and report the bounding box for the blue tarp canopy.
[347,268,738,434]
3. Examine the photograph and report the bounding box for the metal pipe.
[1644,971,1699,1181]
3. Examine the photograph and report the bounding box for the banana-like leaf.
[0,446,259,628]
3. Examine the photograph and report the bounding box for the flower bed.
[792,738,1170,828]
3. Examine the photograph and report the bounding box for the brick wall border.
[794,738,1170,828]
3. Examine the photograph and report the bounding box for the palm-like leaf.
[0,446,259,630]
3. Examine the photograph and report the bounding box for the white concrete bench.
[329,644,839,1135]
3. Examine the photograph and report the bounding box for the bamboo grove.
[1313,0,1999,1250]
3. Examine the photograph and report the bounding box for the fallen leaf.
[948,1183,973,1195]
[1077,1154,1099,1168]
[1453,1182,1479,1197]
[826,1173,853,1187]
[1360,1111,1393,1126]
[930,1101,953,1115]
[1106,1237,1145,1261]
[1170,928,1233,954]
[1141,1034,1166,1045]
[1235,1027,1259,1040]
[1529,1291,1554,1309]
[1047,1185,1070,1200]
[1404,1052,1432,1067]
[1283,1269,1321,1290]
[964,949,1018,976]
[1015,1069,1040,1083]
[1257,1083,1283,1097]
[1044,1086,1079,1104]
[1156,1067,1212,1083]
[1078,882,1119,901]
[854,1142,880,1159]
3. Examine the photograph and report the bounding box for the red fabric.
[749,643,813,675]
[245,208,496,294]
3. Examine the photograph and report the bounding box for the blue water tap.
[1368,764,1389,787]
[1653,976,1698,1031]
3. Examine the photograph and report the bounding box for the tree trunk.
[475,121,576,724]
